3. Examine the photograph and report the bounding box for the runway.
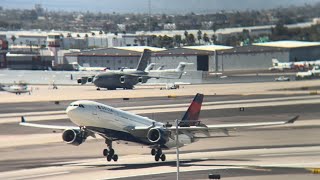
[0,87,320,179]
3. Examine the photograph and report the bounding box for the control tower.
[47,34,61,66]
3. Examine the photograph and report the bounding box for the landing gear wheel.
[160,154,166,161]
[107,155,112,162]
[103,149,109,156]
[113,154,118,162]
[97,87,100,91]
[151,148,156,156]
[109,148,115,156]
[155,154,160,161]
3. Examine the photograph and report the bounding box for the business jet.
[20,94,298,162]
[71,62,108,71]
[1,83,31,95]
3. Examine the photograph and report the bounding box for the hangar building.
[216,41,320,71]
[64,41,320,73]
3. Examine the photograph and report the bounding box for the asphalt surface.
[1,94,320,179]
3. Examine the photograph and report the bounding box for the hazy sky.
[2,0,320,13]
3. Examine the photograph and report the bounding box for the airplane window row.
[69,104,85,108]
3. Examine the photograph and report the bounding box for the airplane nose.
[93,76,101,85]
[66,105,77,116]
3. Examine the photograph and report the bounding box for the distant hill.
[2,0,320,14]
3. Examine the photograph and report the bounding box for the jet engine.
[87,76,95,83]
[147,128,170,145]
[62,129,86,146]
[77,77,88,85]
[120,76,125,83]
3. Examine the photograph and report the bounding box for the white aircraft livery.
[20,94,298,162]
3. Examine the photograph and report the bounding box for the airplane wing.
[166,115,298,135]
[19,116,80,130]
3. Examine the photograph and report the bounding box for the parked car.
[275,76,290,81]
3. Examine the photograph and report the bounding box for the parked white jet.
[269,58,293,71]
[1,83,31,95]
[20,94,298,162]
[71,62,107,71]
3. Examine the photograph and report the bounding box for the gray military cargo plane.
[91,49,190,90]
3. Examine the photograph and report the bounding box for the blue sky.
[1,0,320,13]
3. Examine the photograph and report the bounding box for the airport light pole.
[175,119,180,180]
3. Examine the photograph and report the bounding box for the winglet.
[286,115,299,124]
[21,116,26,123]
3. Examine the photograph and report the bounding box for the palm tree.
[173,35,182,47]
[184,30,189,45]
[187,34,195,45]
[197,30,202,45]
[203,33,210,44]
[84,34,89,49]
[91,32,96,47]
[10,35,16,45]
[99,30,103,47]
[211,34,217,44]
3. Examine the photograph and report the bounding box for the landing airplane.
[20,93,298,162]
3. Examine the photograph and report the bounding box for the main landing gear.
[103,139,118,162]
[151,148,166,162]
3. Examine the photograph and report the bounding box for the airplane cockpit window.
[79,104,85,108]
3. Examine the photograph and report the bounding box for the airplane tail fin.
[272,58,279,66]
[157,65,165,70]
[179,93,204,126]
[175,62,187,72]
[145,63,156,72]
[136,49,152,71]
[71,62,82,71]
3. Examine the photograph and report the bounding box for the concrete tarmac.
[1,85,320,179]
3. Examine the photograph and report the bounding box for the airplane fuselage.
[66,100,190,148]
[67,101,162,144]
[93,72,149,89]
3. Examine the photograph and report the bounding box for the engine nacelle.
[62,129,86,146]
[87,76,95,83]
[120,76,125,83]
[147,128,170,145]
[77,77,88,85]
